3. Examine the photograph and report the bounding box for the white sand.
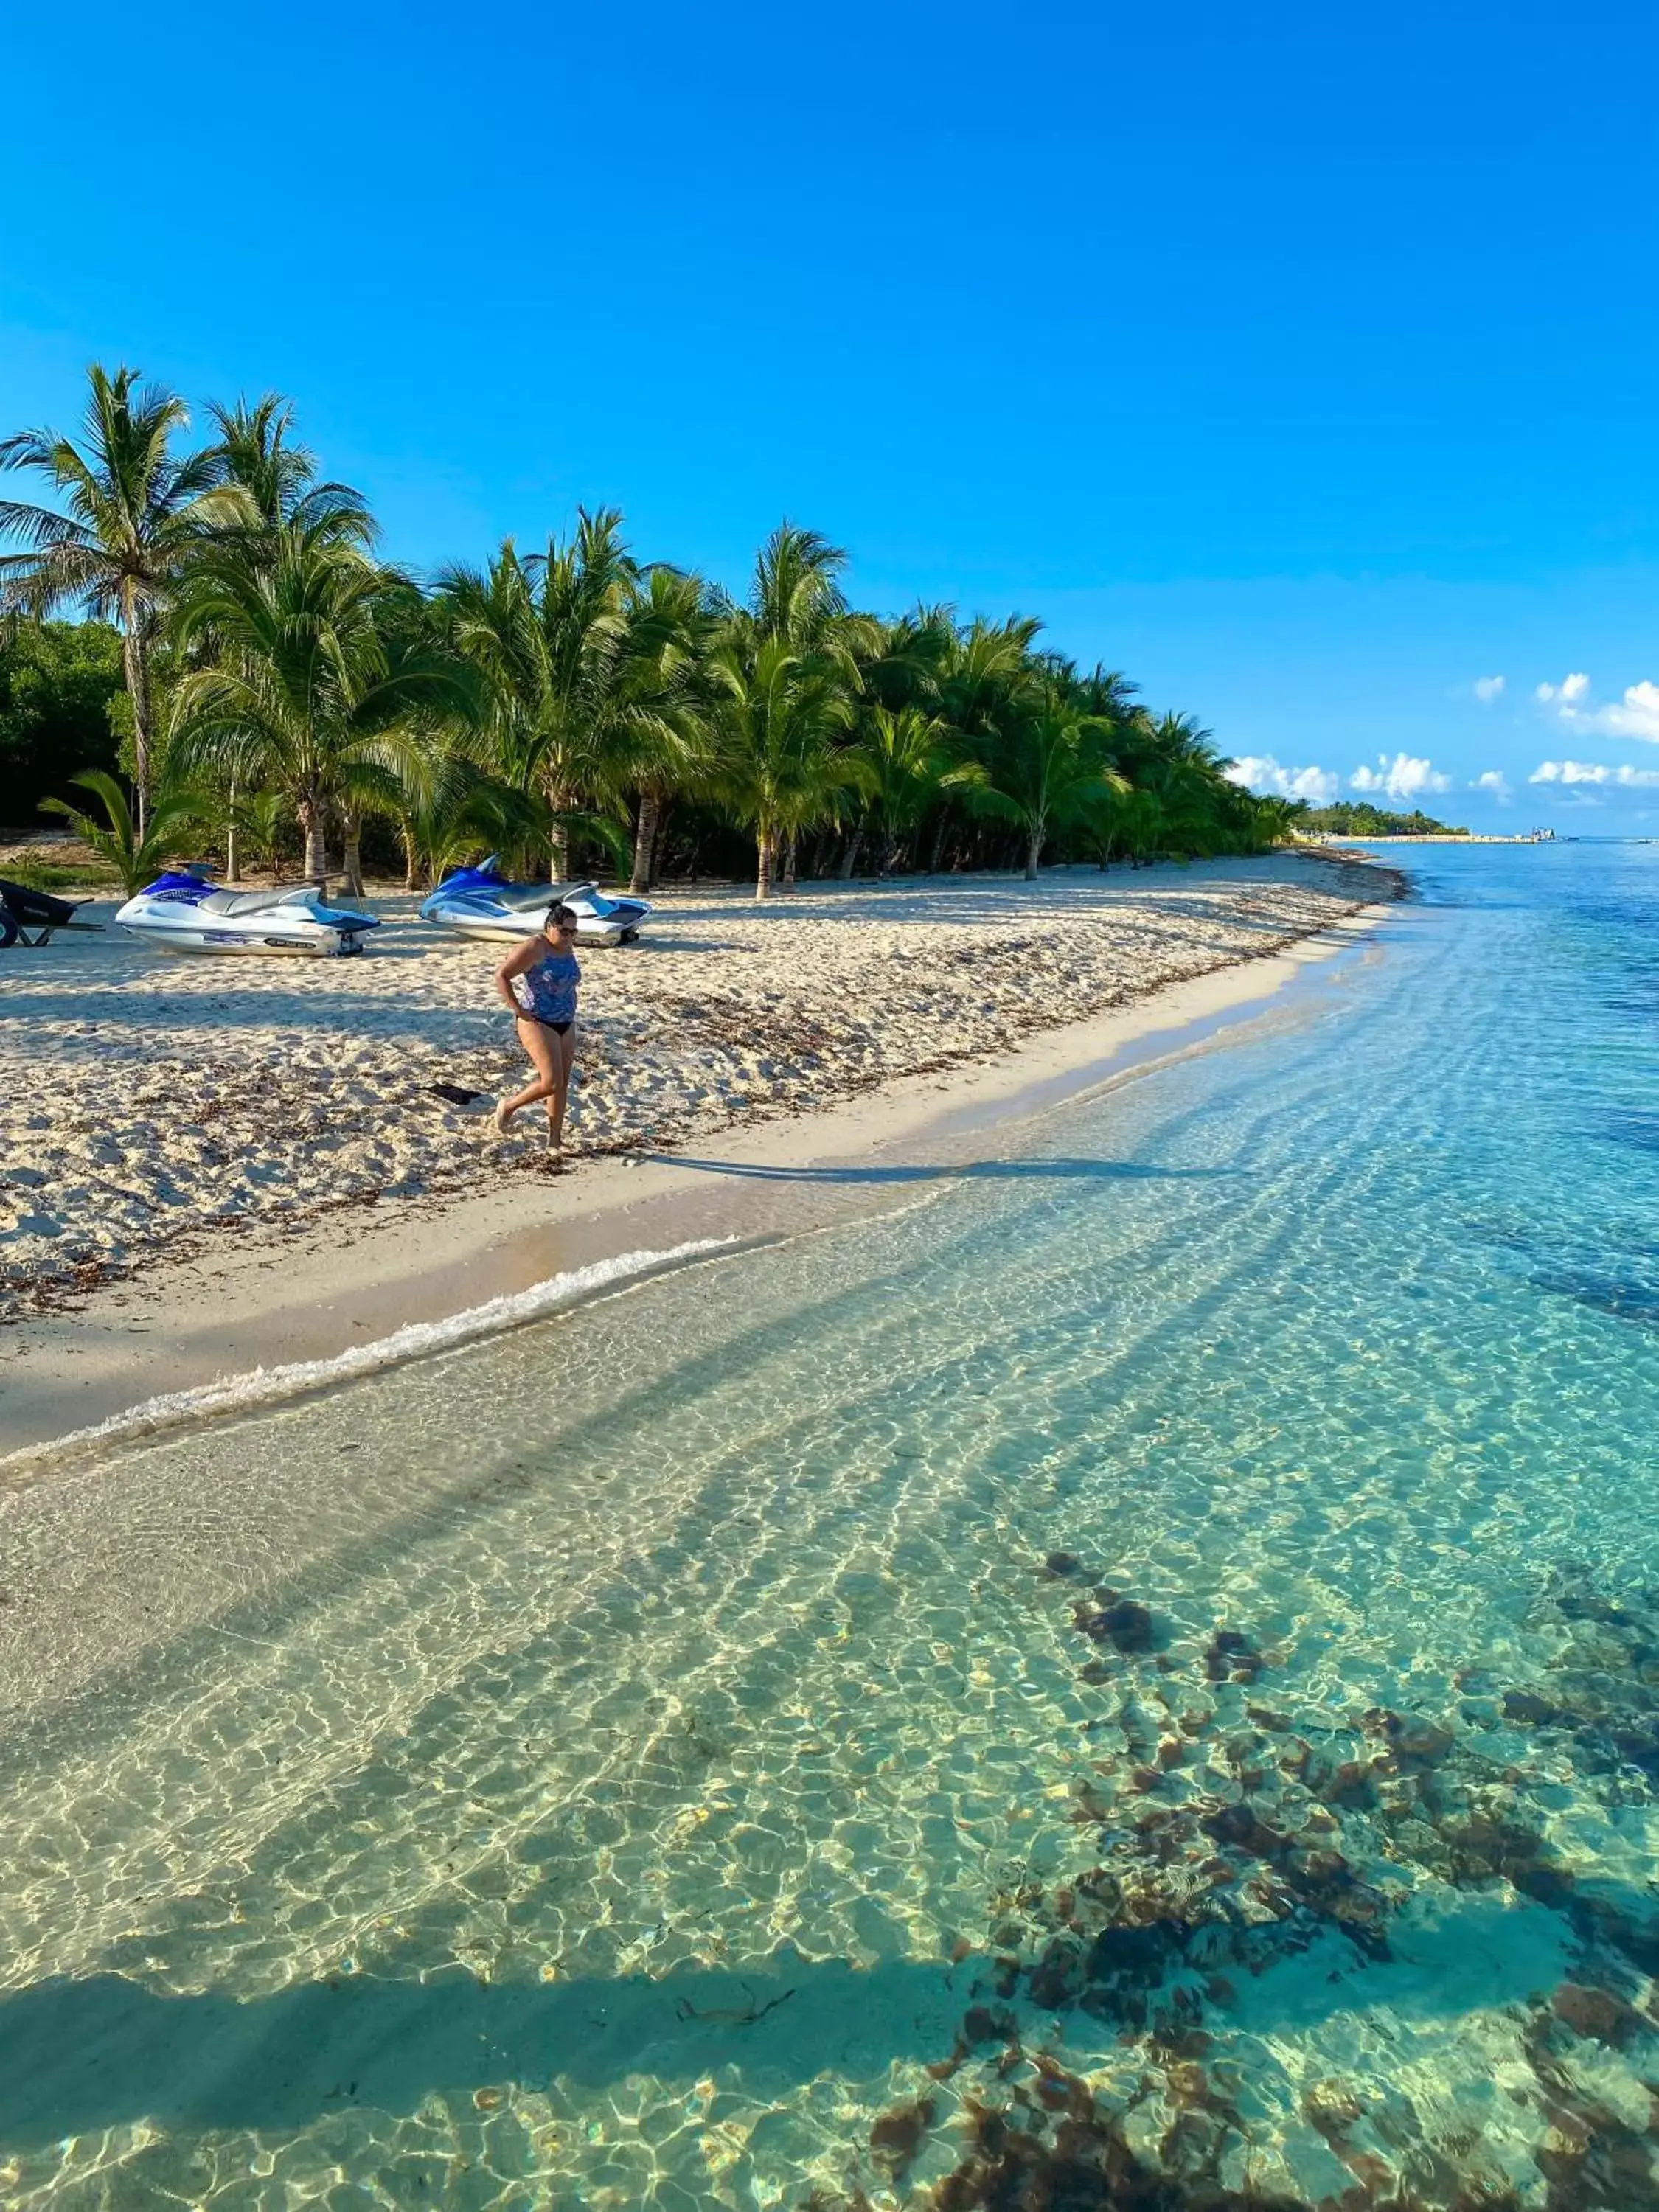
[0,854,1391,1322]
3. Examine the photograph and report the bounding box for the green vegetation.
[2,364,1301,896]
[0,618,125,821]
[0,855,115,893]
[1300,801,1467,838]
[39,769,204,897]
[0,367,240,830]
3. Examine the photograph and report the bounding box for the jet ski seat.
[500,882,582,912]
[198,886,313,917]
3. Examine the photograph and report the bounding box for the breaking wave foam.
[1,1238,739,1475]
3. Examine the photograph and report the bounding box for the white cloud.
[1532,671,1659,741]
[1473,675,1505,703]
[1224,754,1339,804]
[1571,678,1659,742]
[1472,770,1512,801]
[1530,759,1659,787]
[1349,752,1453,801]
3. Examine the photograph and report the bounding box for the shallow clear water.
[4,842,1659,2210]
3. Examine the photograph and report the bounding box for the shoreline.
[0,886,1399,1461]
[4,858,1398,1333]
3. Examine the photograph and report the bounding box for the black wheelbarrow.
[0,877,102,948]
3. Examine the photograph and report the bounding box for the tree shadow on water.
[0,1954,957,2147]
[0,1892,1563,2152]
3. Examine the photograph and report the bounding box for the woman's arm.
[495,938,538,1009]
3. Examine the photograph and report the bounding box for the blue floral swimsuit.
[514,946,580,1032]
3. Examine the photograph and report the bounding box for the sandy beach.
[0,852,1399,1448]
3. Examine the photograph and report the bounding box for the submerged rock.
[1204,1628,1265,1683]
[1200,1801,1288,1857]
[869,2094,935,2171]
[1551,1980,1641,2045]
[1373,1707,1455,1763]
[1072,1588,1157,1653]
[1042,1550,1088,1579]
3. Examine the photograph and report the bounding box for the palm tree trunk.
[838,824,863,880]
[403,823,420,891]
[226,769,240,883]
[299,790,327,883]
[629,789,661,894]
[1025,816,1044,880]
[928,816,948,876]
[122,617,154,837]
[755,830,776,901]
[549,810,571,883]
[782,833,798,892]
[342,811,364,897]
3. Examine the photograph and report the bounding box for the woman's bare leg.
[545,1026,577,1151]
[496,1017,561,1132]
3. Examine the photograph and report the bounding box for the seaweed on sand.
[1520,2001,1659,2211]
[817,1560,1659,2211]
[929,2078,1308,2211]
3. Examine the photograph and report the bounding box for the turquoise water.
[3,842,1659,2208]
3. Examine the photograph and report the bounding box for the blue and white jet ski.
[115,870,380,957]
[419,858,652,946]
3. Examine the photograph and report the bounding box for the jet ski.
[419,857,652,945]
[115,869,380,956]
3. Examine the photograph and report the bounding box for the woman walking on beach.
[494,905,580,1155]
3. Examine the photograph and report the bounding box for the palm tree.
[202,394,372,540]
[394,753,549,889]
[828,607,954,876]
[706,635,863,897]
[858,603,956,714]
[707,526,878,888]
[1246,793,1308,847]
[947,675,1128,879]
[187,394,377,878]
[1136,712,1231,857]
[614,564,715,893]
[437,512,653,880]
[1074,662,1141,724]
[938,615,1045,747]
[858,704,951,874]
[168,520,470,880]
[40,768,204,895]
[726,524,877,672]
[1110,786,1168,866]
[0,364,229,830]
[226,787,299,879]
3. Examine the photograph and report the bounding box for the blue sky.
[4,0,1658,824]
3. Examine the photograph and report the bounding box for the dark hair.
[544,904,578,933]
